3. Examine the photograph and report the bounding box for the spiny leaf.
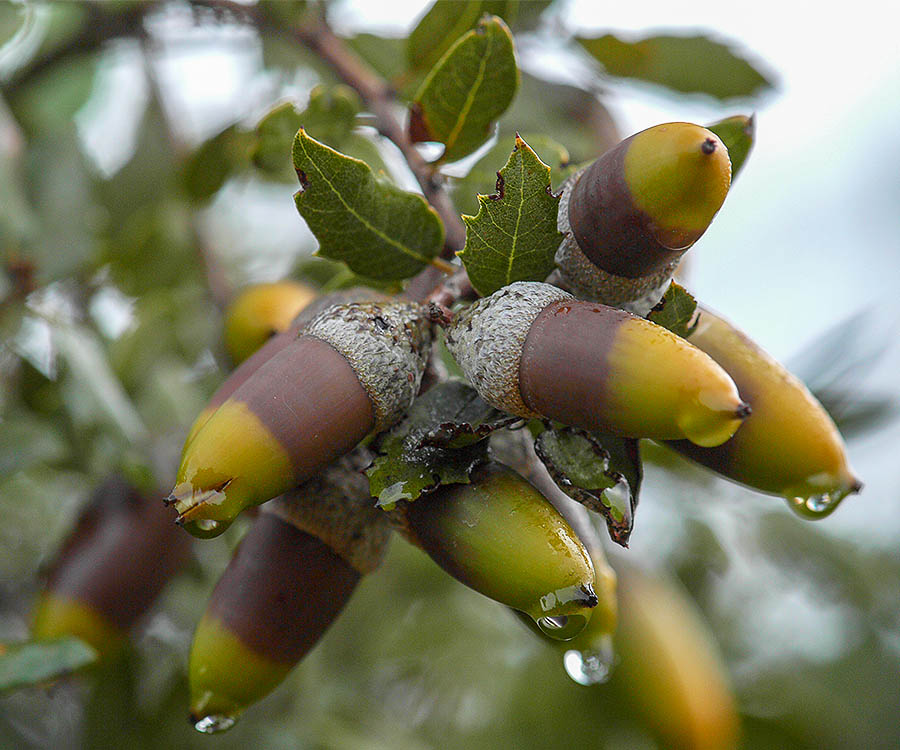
[533,427,642,547]
[451,132,570,216]
[578,33,773,101]
[292,129,444,280]
[366,380,516,508]
[646,282,699,339]
[0,638,97,693]
[707,114,755,180]
[458,135,562,296]
[409,15,519,163]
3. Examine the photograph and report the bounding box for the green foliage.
[292,129,444,280]
[0,638,97,693]
[578,33,773,100]
[533,427,641,546]
[458,135,562,295]
[366,380,516,508]
[707,114,756,179]
[410,16,519,162]
[646,282,700,338]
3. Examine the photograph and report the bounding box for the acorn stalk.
[188,456,390,732]
[170,300,431,538]
[553,122,731,313]
[394,462,598,641]
[223,280,317,365]
[446,282,748,447]
[667,306,861,516]
[32,476,191,660]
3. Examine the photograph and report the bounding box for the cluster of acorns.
[33,122,859,738]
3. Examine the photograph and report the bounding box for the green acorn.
[446,282,748,447]
[169,300,431,538]
[184,287,387,449]
[393,462,598,640]
[222,280,317,365]
[188,456,390,733]
[613,558,740,750]
[553,122,731,313]
[667,306,861,517]
[32,477,191,660]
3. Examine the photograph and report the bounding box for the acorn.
[552,122,731,313]
[32,476,191,660]
[169,300,431,538]
[667,306,861,517]
[613,557,740,750]
[185,287,387,449]
[188,456,390,733]
[222,280,317,365]
[393,462,598,641]
[445,282,749,447]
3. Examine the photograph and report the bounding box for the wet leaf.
[366,380,514,507]
[409,15,519,163]
[707,114,755,179]
[458,135,562,295]
[578,33,773,101]
[292,129,444,280]
[646,282,699,339]
[533,427,641,547]
[0,638,97,693]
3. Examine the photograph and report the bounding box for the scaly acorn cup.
[184,287,387,449]
[445,282,749,447]
[170,300,431,538]
[32,476,191,660]
[189,455,390,733]
[553,122,731,314]
[222,280,317,365]
[667,306,861,517]
[613,558,740,750]
[393,461,599,641]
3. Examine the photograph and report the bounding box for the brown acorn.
[170,300,431,537]
[446,282,748,447]
[553,122,731,313]
[188,455,389,733]
[32,476,191,659]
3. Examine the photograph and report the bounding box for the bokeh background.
[1,1,899,748]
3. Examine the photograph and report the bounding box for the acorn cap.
[261,452,391,575]
[445,282,573,418]
[304,300,432,431]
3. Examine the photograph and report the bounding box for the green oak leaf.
[292,129,444,280]
[707,114,755,180]
[533,427,642,547]
[458,135,562,296]
[578,34,773,101]
[451,131,570,216]
[0,638,97,693]
[366,380,515,508]
[646,282,700,339]
[409,15,519,163]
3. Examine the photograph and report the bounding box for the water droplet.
[785,492,845,520]
[563,636,615,686]
[601,479,630,524]
[537,614,589,641]
[182,518,231,539]
[193,714,237,734]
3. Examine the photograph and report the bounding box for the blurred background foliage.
[1,1,899,748]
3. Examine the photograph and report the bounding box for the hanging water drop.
[537,613,589,641]
[192,713,237,734]
[563,635,615,686]
[183,518,232,539]
[785,491,844,520]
